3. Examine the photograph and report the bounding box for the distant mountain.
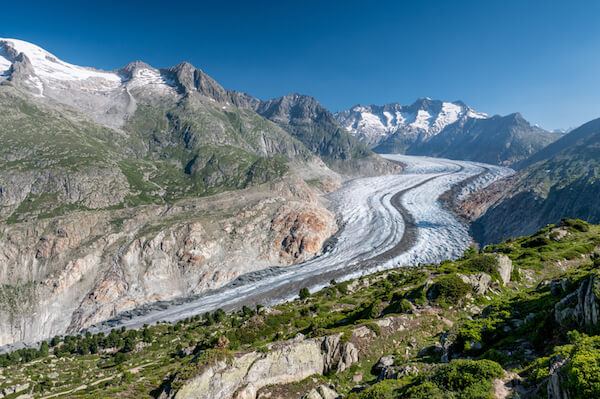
[335,98,487,151]
[408,112,561,165]
[335,98,561,165]
[471,117,600,244]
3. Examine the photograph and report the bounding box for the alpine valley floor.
[83,155,513,335]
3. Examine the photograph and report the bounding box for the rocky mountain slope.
[335,98,487,150]
[0,37,401,346]
[466,117,600,245]
[2,219,599,399]
[335,98,560,165]
[251,94,397,176]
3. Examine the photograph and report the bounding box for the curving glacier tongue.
[83,155,513,334]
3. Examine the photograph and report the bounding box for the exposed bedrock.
[0,181,337,347]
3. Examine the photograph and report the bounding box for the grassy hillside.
[0,86,314,223]
[2,218,600,398]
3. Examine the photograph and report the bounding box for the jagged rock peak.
[117,60,156,81]
[255,93,336,125]
[160,61,233,102]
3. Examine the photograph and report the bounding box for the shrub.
[347,379,402,399]
[561,218,590,232]
[213,308,226,323]
[459,255,500,281]
[299,287,310,300]
[384,298,413,314]
[398,359,503,399]
[428,275,471,304]
[402,381,444,399]
[524,236,551,248]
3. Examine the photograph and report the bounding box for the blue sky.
[1,0,599,129]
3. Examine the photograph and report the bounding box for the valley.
[81,155,513,336]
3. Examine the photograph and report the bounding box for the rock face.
[302,385,339,399]
[547,356,570,399]
[173,334,356,399]
[271,205,337,263]
[554,273,600,330]
[494,254,514,285]
[172,315,415,399]
[458,272,492,294]
[0,180,338,347]
[471,118,600,245]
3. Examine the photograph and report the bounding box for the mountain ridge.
[335,98,561,165]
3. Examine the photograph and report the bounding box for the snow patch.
[0,38,121,83]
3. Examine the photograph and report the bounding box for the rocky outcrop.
[302,385,339,399]
[0,166,129,214]
[494,254,513,285]
[547,355,570,399]
[321,334,359,374]
[271,205,337,264]
[0,179,338,347]
[458,272,492,294]
[554,273,600,330]
[172,315,416,399]
[172,334,356,399]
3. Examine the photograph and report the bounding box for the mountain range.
[0,36,599,352]
[335,98,562,165]
[0,37,403,346]
[467,117,600,244]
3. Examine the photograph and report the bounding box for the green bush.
[428,275,471,304]
[403,381,444,398]
[299,287,311,300]
[459,255,500,281]
[524,236,551,248]
[365,322,382,336]
[562,218,590,232]
[398,359,503,399]
[347,379,402,399]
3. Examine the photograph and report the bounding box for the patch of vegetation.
[427,275,472,305]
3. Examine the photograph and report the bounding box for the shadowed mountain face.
[471,117,600,244]
[407,112,561,166]
[336,99,561,166]
[251,94,400,176]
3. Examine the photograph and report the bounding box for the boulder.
[493,254,513,285]
[458,272,492,294]
[547,356,569,399]
[373,355,394,374]
[302,385,339,399]
[372,355,396,381]
[554,273,600,329]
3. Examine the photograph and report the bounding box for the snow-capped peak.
[334,99,487,147]
[0,38,121,82]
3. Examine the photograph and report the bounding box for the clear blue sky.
[1,0,599,130]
